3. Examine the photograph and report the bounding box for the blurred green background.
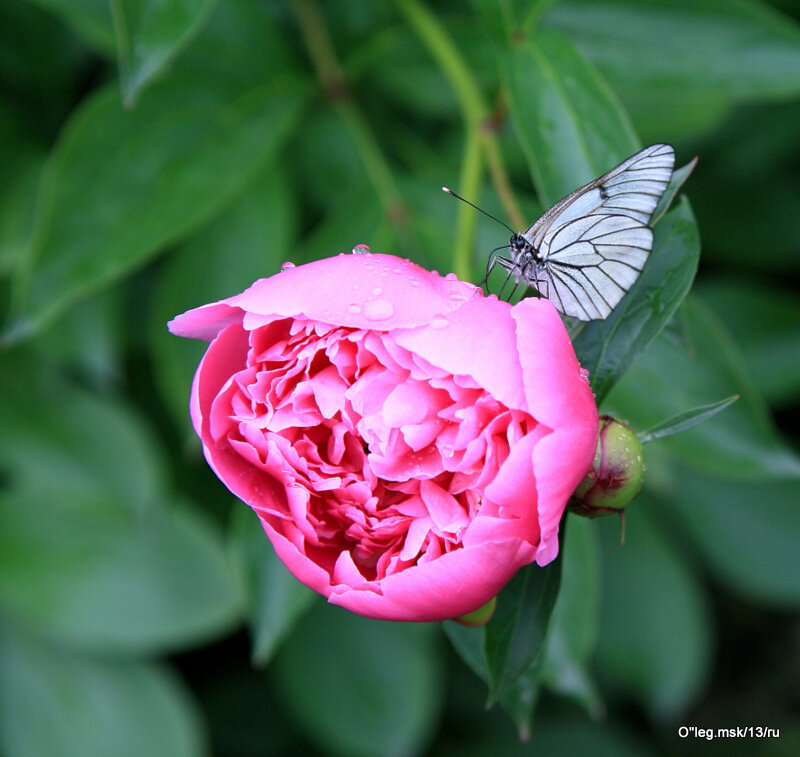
[1,1,799,755]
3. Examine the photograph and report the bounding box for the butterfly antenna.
[442,187,516,235]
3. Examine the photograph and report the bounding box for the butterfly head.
[510,232,536,264]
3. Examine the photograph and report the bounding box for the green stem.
[395,0,525,232]
[482,107,525,231]
[394,0,484,127]
[291,0,406,223]
[453,128,483,280]
[521,0,558,37]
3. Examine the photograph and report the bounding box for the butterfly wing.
[522,144,675,320]
[533,214,652,320]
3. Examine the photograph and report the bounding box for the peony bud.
[570,415,644,517]
[453,597,497,627]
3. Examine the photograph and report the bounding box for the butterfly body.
[486,144,676,320]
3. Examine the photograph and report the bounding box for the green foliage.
[1,0,800,754]
[273,603,444,757]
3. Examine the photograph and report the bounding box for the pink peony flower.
[168,252,597,622]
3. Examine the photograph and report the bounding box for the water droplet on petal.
[363,299,394,321]
[351,244,371,254]
[280,261,296,271]
[430,315,448,329]
[445,272,458,281]
[371,287,383,296]
[410,280,420,287]
[348,304,362,314]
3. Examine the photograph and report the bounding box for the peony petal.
[532,427,597,566]
[327,538,535,621]
[511,298,598,565]
[400,515,433,561]
[168,302,244,342]
[308,365,348,419]
[420,479,468,533]
[191,322,250,440]
[511,297,598,433]
[382,381,438,427]
[392,296,526,411]
[332,550,372,588]
[170,254,480,339]
[172,253,600,623]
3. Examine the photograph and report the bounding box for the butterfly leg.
[495,257,518,300]
[481,246,513,288]
[480,256,497,288]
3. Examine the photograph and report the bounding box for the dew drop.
[280,261,296,271]
[371,287,383,296]
[430,314,448,329]
[351,244,371,254]
[445,272,458,281]
[348,304,362,314]
[363,299,394,321]
[410,280,420,287]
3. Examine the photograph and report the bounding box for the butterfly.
[445,144,676,321]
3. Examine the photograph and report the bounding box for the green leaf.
[689,101,800,273]
[540,516,603,718]
[0,102,47,274]
[639,394,739,443]
[110,0,218,106]
[0,352,167,508]
[273,602,444,757]
[572,199,701,405]
[502,27,639,207]
[0,489,243,655]
[442,617,489,683]
[443,558,563,716]
[228,506,316,667]
[6,74,306,344]
[26,0,117,54]
[0,1,93,135]
[0,627,204,757]
[510,710,654,757]
[544,0,800,102]
[622,90,732,146]
[174,0,295,89]
[700,278,800,407]
[496,669,542,742]
[33,288,126,389]
[149,160,296,432]
[467,0,519,42]
[291,103,371,212]
[297,185,387,264]
[595,502,713,719]
[0,360,243,653]
[652,157,698,224]
[484,557,562,706]
[606,296,800,479]
[489,517,603,739]
[665,468,800,606]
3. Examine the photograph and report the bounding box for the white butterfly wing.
[522,144,675,320]
[534,215,653,320]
